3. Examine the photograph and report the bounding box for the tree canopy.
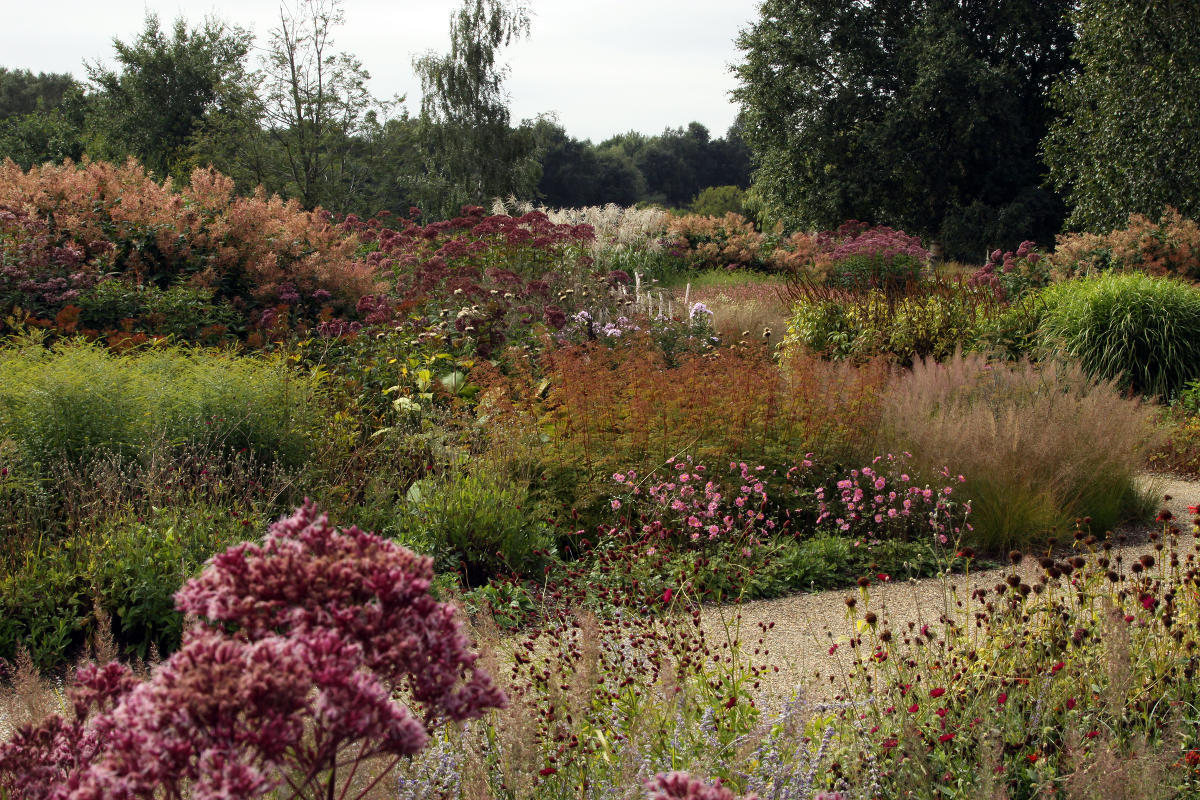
[1043,0,1200,232]
[86,14,255,180]
[734,0,1075,259]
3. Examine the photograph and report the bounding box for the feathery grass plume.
[884,352,1155,550]
[493,197,672,254]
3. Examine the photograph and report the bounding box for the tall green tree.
[259,0,386,211]
[411,0,540,219]
[734,0,1074,259]
[0,68,88,168]
[1043,0,1200,232]
[86,13,256,180]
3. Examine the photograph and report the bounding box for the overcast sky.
[1,0,761,143]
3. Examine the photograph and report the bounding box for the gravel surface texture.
[697,473,1199,701]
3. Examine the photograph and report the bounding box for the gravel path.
[698,474,1199,700]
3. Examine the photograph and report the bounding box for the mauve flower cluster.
[827,226,930,265]
[0,500,505,800]
[645,772,757,800]
[969,240,1050,300]
[0,204,104,316]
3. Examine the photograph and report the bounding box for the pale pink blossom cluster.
[613,456,775,543]
[813,454,970,545]
[0,501,505,800]
[645,771,758,800]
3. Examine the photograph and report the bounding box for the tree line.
[0,0,750,222]
[3,0,1197,260]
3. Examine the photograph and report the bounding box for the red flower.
[882,738,898,748]
[1141,595,1157,611]
[1066,697,1077,710]
[998,692,1007,705]
[828,644,839,655]
[907,703,919,713]
[930,687,946,698]
[935,707,948,718]
[1051,661,1065,674]
[876,573,891,582]
[539,767,558,776]
[662,588,673,605]
[1085,730,1100,739]
[724,696,737,709]
[1027,753,1039,764]
[938,733,955,743]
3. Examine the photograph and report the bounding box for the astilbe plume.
[0,500,506,800]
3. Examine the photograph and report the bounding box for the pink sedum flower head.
[0,500,505,800]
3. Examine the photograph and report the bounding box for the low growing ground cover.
[2,161,1200,798]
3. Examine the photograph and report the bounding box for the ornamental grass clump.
[0,501,505,800]
[1037,271,1200,399]
[885,352,1154,551]
[0,336,324,470]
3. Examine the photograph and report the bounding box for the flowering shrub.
[342,205,615,358]
[666,213,814,273]
[0,160,381,339]
[1051,207,1200,281]
[0,501,504,799]
[813,454,970,547]
[476,339,887,531]
[817,224,930,292]
[968,240,1051,301]
[610,456,775,546]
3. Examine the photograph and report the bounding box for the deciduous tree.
[734,0,1074,258]
[1043,0,1200,232]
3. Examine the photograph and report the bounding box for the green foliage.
[0,503,254,668]
[733,0,1072,259]
[784,283,1008,363]
[0,337,325,469]
[1043,0,1200,232]
[0,68,88,168]
[411,0,540,219]
[689,185,750,219]
[86,12,256,181]
[76,279,239,339]
[396,470,553,584]
[1037,272,1200,399]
